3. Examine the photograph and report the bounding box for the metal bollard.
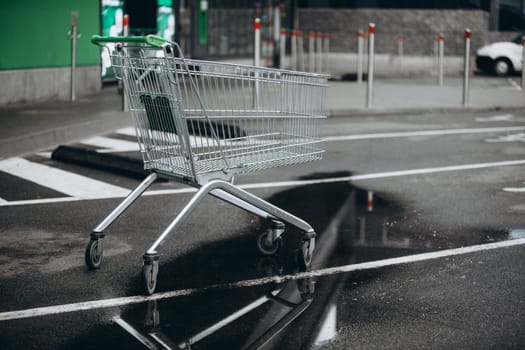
[522,36,525,92]
[316,32,323,73]
[397,33,404,58]
[366,23,375,108]
[291,29,297,71]
[297,31,305,71]
[122,14,129,112]
[253,18,261,107]
[357,30,365,84]
[308,31,315,72]
[438,33,444,86]
[462,29,471,107]
[68,11,81,102]
[279,28,286,69]
[323,33,330,75]
[254,18,261,67]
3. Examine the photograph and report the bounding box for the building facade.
[1,1,523,104]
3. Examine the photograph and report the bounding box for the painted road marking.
[1,237,524,322]
[486,133,525,143]
[324,126,525,142]
[507,78,522,91]
[2,159,525,206]
[79,136,139,153]
[475,114,517,122]
[0,158,129,199]
[503,182,525,192]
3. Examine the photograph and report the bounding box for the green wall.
[0,1,100,70]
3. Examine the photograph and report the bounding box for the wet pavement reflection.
[60,172,522,349]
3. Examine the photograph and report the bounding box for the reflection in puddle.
[107,172,518,349]
[111,175,412,349]
[509,229,525,239]
[114,277,315,349]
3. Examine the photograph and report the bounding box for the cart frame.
[86,35,328,294]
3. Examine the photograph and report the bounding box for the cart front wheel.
[143,259,159,295]
[85,238,104,269]
[257,232,282,255]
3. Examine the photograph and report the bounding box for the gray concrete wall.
[0,66,101,105]
[297,9,493,55]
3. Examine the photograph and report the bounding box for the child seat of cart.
[139,93,247,140]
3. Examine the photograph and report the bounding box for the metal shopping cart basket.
[87,35,328,294]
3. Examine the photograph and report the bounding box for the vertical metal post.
[291,29,297,71]
[122,14,130,112]
[298,31,305,71]
[308,31,315,72]
[522,36,525,92]
[279,28,286,69]
[366,23,375,108]
[397,34,404,57]
[316,32,323,73]
[463,29,471,107]
[438,33,444,87]
[69,11,80,102]
[357,30,364,84]
[433,35,439,74]
[323,33,330,75]
[254,18,261,67]
[253,18,261,108]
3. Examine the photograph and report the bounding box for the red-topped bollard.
[357,29,365,83]
[316,32,323,73]
[438,33,445,86]
[291,29,297,70]
[366,23,375,108]
[323,33,330,74]
[463,29,471,106]
[522,36,525,92]
[254,18,261,67]
[308,31,315,72]
[279,28,286,69]
[397,33,404,57]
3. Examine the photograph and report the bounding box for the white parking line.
[324,126,525,142]
[0,158,129,199]
[507,78,522,91]
[1,237,524,322]
[2,159,525,206]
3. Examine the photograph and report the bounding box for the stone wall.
[297,9,497,55]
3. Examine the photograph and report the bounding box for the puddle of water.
[55,172,522,349]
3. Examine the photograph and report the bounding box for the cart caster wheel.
[257,232,283,255]
[298,240,313,271]
[85,237,104,269]
[298,278,316,298]
[143,258,159,295]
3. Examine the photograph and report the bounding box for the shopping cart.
[87,35,328,294]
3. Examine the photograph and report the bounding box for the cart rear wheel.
[85,238,104,269]
[298,240,313,271]
[257,232,282,255]
[143,260,159,295]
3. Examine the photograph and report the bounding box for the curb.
[51,145,146,179]
[327,105,525,118]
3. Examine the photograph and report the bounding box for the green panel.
[0,0,100,70]
[198,0,208,44]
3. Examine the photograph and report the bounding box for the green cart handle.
[91,34,167,47]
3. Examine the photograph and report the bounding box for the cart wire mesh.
[110,42,328,185]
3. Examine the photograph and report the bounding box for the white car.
[476,33,523,76]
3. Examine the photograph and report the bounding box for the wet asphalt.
[1,107,525,349]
